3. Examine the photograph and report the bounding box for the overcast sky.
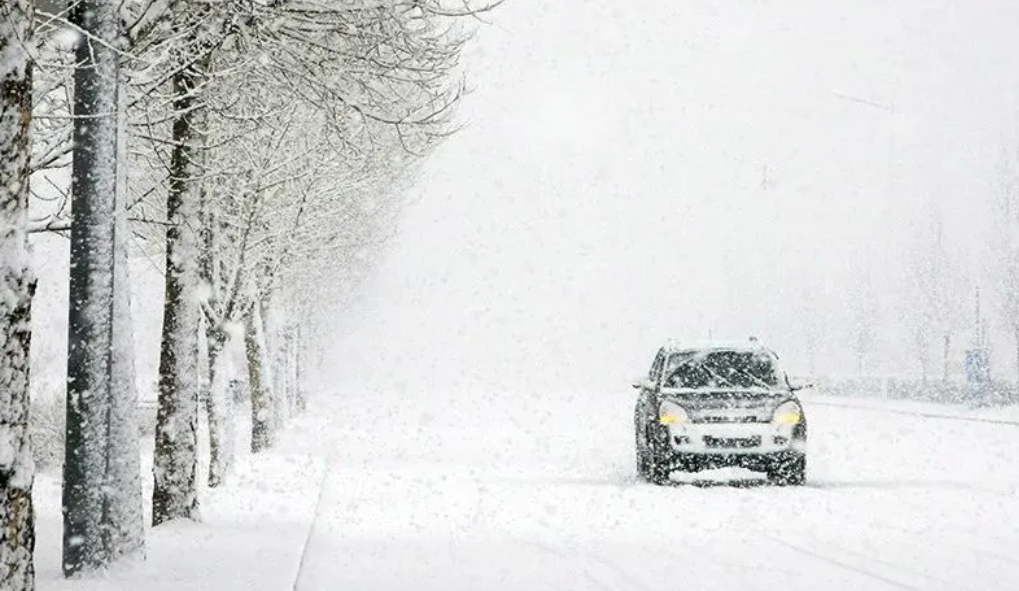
[330,0,1019,392]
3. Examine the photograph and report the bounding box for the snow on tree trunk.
[204,327,231,487]
[63,0,127,574]
[261,299,287,433]
[152,66,204,526]
[283,326,297,415]
[199,196,234,487]
[0,2,37,586]
[245,304,274,453]
[104,84,144,560]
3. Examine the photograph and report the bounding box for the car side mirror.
[632,378,651,390]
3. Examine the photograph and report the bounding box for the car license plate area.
[703,435,761,449]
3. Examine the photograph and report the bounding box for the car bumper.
[662,422,806,456]
[661,450,803,473]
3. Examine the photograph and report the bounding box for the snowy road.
[293,390,1019,591]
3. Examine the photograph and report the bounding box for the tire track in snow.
[502,498,778,591]
[834,511,1019,585]
[761,534,925,591]
[767,529,985,591]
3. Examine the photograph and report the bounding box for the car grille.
[695,415,762,424]
[703,435,762,449]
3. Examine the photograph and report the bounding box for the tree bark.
[284,326,297,415]
[199,196,234,487]
[104,182,144,560]
[263,300,287,433]
[63,0,125,574]
[204,326,230,487]
[0,3,37,585]
[152,65,204,526]
[245,305,273,453]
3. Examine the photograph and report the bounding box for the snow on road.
[294,389,1019,591]
[31,388,1019,590]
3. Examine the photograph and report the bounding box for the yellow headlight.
[772,400,803,425]
[659,400,688,425]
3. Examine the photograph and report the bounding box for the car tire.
[767,453,806,486]
[647,453,670,485]
[646,427,671,485]
[635,435,648,480]
[634,410,650,479]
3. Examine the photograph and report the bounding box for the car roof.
[659,339,777,357]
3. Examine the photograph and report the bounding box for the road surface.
[293,390,1019,590]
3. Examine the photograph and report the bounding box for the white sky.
[331,0,1019,392]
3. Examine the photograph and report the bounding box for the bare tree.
[907,208,968,387]
[22,3,149,568]
[118,0,498,504]
[61,0,147,572]
[151,55,208,526]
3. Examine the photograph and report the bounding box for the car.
[632,340,809,486]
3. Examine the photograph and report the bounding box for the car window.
[662,350,783,390]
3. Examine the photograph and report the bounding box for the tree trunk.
[942,333,951,383]
[152,65,204,526]
[284,326,298,414]
[199,198,235,486]
[1014,327,1019,387]
[917,331,929,388]
[259,298,286,435]
[63,0,126,574]
[204,326,231,487]
[245,305,274,453]
[0,4,38,585]
[294,325,307,413]
[104,164,144,560]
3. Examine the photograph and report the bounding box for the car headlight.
[659,400,689,425]
[772,400,803,425]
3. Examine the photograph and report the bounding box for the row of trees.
[2,0,496,588]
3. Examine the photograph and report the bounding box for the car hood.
[660,388,793,423]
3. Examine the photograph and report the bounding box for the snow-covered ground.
[35,389,1019,590]
[34,412,330,591]
[292,390,1019,590]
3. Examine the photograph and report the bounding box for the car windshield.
[662,350,783,390]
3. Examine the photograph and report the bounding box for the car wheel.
[634,409,650,479]
[634,431,648,479]
[767,453,806,486]
[647,458,670,485]
[645,426,671,485]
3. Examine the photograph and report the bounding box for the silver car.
[633,341,808,485]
